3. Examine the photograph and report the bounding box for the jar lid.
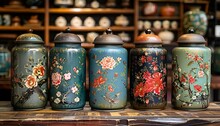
[54,28,81,43]
[177,29,206,43]
[93,28,123,45]
[16,29,44,43]
[135,29,162,44]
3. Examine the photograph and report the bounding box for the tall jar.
[172,29,211,110]
[0,43,11,77]
[89,28,128,110]
[183,6,207,36]
[50,28,86,110]
[130,29,167,110]
[11,30,48,110]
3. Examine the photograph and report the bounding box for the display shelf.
[49,8,134,14]
[0,8,45,13]
[139,16,180,20]
[0,26,45,31]
[1,101,220,125]
[49,26,134,32]
[139,0,181,2]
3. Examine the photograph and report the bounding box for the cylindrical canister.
[130,29,167,110]
[11,30,48,110]
[89,28,128,110]
[50,28,86,110]
[172,29,211,110]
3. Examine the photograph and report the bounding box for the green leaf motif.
[187,61,194,66]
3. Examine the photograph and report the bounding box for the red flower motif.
[147,56,152,62]
[114,73,118,77]
[141,56,147,63]
[194,55,202,62]
[143,71,151,80]
[199,63,204,69]
[152,62,156,66]
[194,84,202,92]
[108,85,114,92]
[180,75,186,83]
[32,65,45,78]
[52,72,62,86]
[145,72,164,95]
[189,74,195,84]
[133,82,146,97]
[93,76,107,88]
[25,75,38,89]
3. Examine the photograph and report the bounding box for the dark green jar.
[49,28,86,110]
[11,30,48,110]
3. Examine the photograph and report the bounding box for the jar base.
[172,107,207,111]
[91,108,125,112]
[51,108,83,111]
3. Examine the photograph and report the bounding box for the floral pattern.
[49,47,86,109]
[89,48,127,109]
[172,50,211,109]
[130,48,167,109]
[11,49,47,109]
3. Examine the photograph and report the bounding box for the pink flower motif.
[71,86,78,93]
[25,75,38,89]
[52,72,62,86]
[153,66,158,71]
[99,56,116,70]
[64,72,71,80]
[145,99,149,104]
[73,67,79,74]
[198,71,204,78]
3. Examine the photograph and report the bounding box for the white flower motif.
[56,91,62,97]
[74,97,80,102]
[178,68,181,72]
[117,57,121,62]
[198,71,204,78]
[192,96,196,100]
[176,94,180,100]
[71,86,78,93]
[196,92,200,96]
[54,98,61,104]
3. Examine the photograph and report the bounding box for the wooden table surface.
[1,101,220,126]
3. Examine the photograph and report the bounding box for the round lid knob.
[93,28,123,45]
[177,28,206,44]
[135,29,162,44]
[54,27,81,43]
[16,29,43,43]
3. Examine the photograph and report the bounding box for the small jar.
[0,43,11,77]
[130,29,167,110]
[11,30,48,110]
[49,28,86,110]
[172,29,211,110]
[89,28,128,110]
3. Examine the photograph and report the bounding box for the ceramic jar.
[130,29,167,110]
[0,44,11,77]
[183,6,207,35]
[89,28,128,110]
[160,5,175,17]
[49,28,86,110]
[11,30,48,110]
[143,2,157,16]
[172,29,211,110]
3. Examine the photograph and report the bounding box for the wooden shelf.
[49,26,134,32]
[183,0,209,4]
[139,0,181,2]
[49,8,134,14]
[139,28,180,32]
[0,8,45,13]
[0,26,45,31]
[139,16,180,20]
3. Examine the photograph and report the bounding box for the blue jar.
[11,30,48,110]
[50,28,86,110]
[0,44,11,77]
[89,28,128,110]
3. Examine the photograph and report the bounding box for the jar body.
[212,46,220,74]
[130,46,167,110]
[172,45,211,110]
[89,45,128,110]
[11,44,48,110]
[0,46,11,77]
[49,44,86,110]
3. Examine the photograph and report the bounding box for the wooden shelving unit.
[49,26,134,31]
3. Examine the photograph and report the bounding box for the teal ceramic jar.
[172,29,211,110]
[11,30,48,110]
[0,44,11,77]
[89,28,128,110]
[130,29,167,110]
[49,28,86,110]
[183,6,207,35]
